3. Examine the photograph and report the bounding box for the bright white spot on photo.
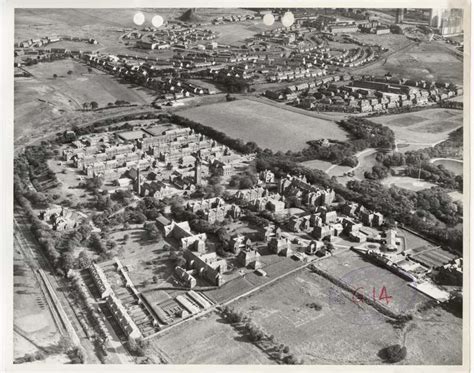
[282,11,295,27]
[263,13,275,26]
[152,14,164,28]
[133,12,145,26]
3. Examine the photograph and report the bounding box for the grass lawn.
[178,99,348,152]
[371,108,463,146]
[150,311,273,364]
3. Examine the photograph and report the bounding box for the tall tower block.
[395,9,405,24]
[135,167,141,195]
[194,155,202,186]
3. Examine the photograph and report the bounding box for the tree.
[88,67,93,73]
[77,250,92,269]
[61,251,75,272]
[90,101,99,110]
[144,222,161,240]
[53,74,58,79]
[67,70,73,75]
[378,344,407,363]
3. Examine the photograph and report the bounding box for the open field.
[231,257,461,365]
[178,99,348,152]
[313,250,427,314]
[354,39,463,85]
[207,20,279,45]
[225,269,398,364]
[15,59,155,140]
[431,158,463,175]
[299,159,333,172]
[381,176,436,191]
[150,311,272,364]
[371,108,463,147]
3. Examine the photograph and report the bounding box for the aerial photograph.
[11,6,465,367]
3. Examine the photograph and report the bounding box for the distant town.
[12,7,464,367]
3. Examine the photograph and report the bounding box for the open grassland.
[371,108,463,147]
[232,268,397,364]
[15,59,154,140]
[381,176,436,192]
[178,99,348,152]
[431,158,463,175]
[232,259,461,365]
[313,250,427,315]
[298,159,333,172]
[150,311,272,364]
[354,39,463,85]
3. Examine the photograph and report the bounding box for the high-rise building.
[194,155,202,186]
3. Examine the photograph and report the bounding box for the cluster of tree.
[376,143,463,191]
[21,53,68,67]
[216,75,251,93]
[67,346,86,364]
[84,176,104,192]
[229,170,258,189]
[438,100,463,110]
[221,306,302,364]
[364,164,390,180]
[192,176,225,198]
[82,101,99,110]
[294,117,395,165]
[109,99,131,106]
[144,222,161,240]
[70,273,109,342]
[405,163,462,191]
[18,145,58,192]
[126,337,150,357]
[15,351,46,364]
[378,344,407,363]
[16,195,63,270]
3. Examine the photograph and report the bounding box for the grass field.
[15,59,154,140]
[231,255,461,365]
[354,39,463,85]
[178,99,348,152]
[231,268,400,364]
[371,108,463,147]
[150,311,272,364]
[299,159,333,172]
[431,159,463,175]
[381,176,436,191]
[313,250,427,315]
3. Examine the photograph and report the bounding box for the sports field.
[371,108,463,148]
[431,158,463,176]
[178,99,348,152]
[381,176,436,192]
[231,263,461,365]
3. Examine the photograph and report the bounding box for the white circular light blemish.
[133,12,145,26]
[282,11,295,27]
[152,14,164,28]
[263,13,275,26]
